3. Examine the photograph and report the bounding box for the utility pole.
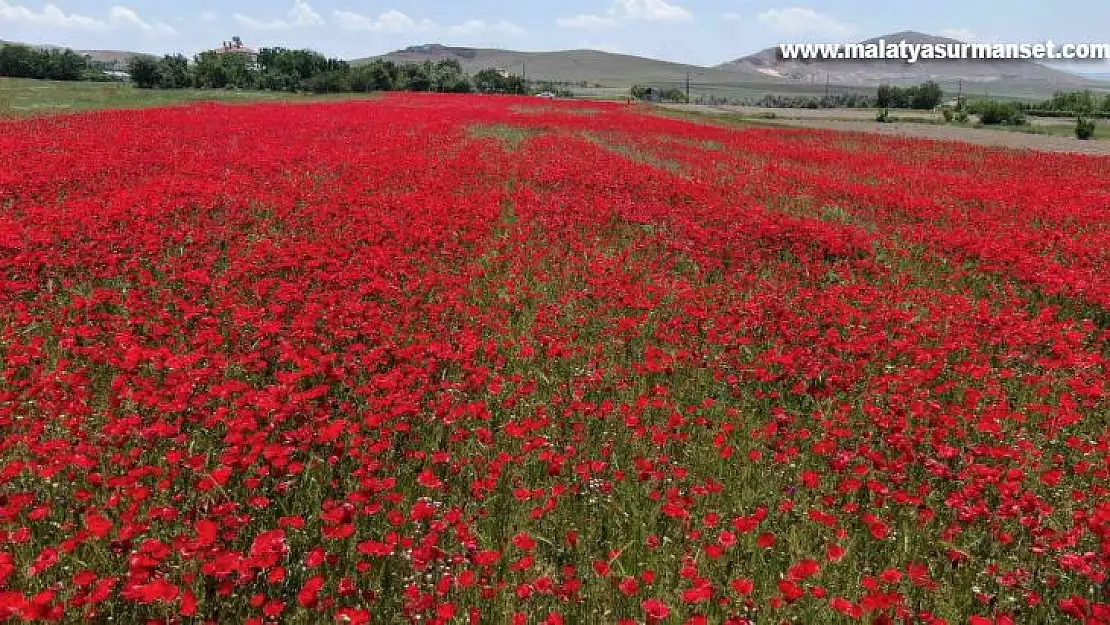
[685,71,690,103]
[824,72,830,100]
[956,79,963,106]
[523,61,526,81]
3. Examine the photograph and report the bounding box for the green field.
[0,77,376,117]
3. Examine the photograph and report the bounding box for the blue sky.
[2,0,1108,70]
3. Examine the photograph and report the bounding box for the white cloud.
[235,0,323,31]
[200,10,218,22]
[557,0,690,32]
[332,9,524,38]
[940,28,977,42]
[448,19,526,37]
[108,6,175,34]
[333,9,433,33]
[722,12,742,20]
[611,0,692,22]
[557,14,619,30]
[757,7,852,37]
[0,1,175,33]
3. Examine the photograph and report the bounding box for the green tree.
[0,44,85,80]
[306,69,352,94]
[157,54,191,88]
[352,60,402,92]
[876,84,908,108]
[45,49,87,81]
[127,56,161,88]
[660,88,688,103]
[0,44,38,78]
[1076,116,1096,139]
[431,59,470,93]
[401,62,434,92]
[974,100,1026,125]
[474,68,525,94]
[193,51,251,88]
[910,80,943,109]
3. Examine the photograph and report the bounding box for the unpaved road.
[665,105,1110,155]
[764,118,1110,155]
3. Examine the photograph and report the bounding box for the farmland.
[0,94,1106,624]
[0,77,376,118]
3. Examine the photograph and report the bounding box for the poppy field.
[0,94,1107,624]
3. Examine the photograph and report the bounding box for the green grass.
[976,119,1110,140]
[0,77,378,118]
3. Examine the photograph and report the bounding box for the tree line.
[0,43,106,81]
[1,41,539,96]
[1021,90,1110,118]
[128,48,532,95]
[875,81,945,110]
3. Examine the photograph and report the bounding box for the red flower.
[642,598,670,621]
[787,559,821,581]
[730,578,754,595]
[298,576,325,608]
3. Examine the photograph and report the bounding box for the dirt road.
[665,105,1110,155]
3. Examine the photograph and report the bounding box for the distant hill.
[6,34,1106,100]
[360,44,778,89]
[719,31,1097,91]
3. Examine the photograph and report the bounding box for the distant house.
[101,70,130,81]
[494,68,510,79]
[212,37,260,70]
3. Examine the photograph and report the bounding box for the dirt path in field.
[765,118,1110,155]
[665,105,1110,155]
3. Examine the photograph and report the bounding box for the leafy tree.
[1076,115,1096,140]
[127,56,161,88]
[157,54,191,88]
[401,62,434,92]
[0,43,88,80]
[877,82,943,110]
[193,51,251,89]
[474,68,525,94]
[660,88,688,103]
[876,84,907,108]
[351,60,402,92]
[0,44,38,78]
[431,59,470,93]
[973,100,1026,125]
[1047,90,1097,113]
[46,49,87,81]
[258,70,299,92]
[910,80,943,110]
[306,70,352,94]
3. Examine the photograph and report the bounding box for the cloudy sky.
[2,0,1108,70]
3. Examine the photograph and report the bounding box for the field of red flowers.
[0,94,1106,624]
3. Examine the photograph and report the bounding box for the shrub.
[941,107,954,123]
[1076,116,1096,140]
[976,101,1026,125]
[875,108,891,123]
